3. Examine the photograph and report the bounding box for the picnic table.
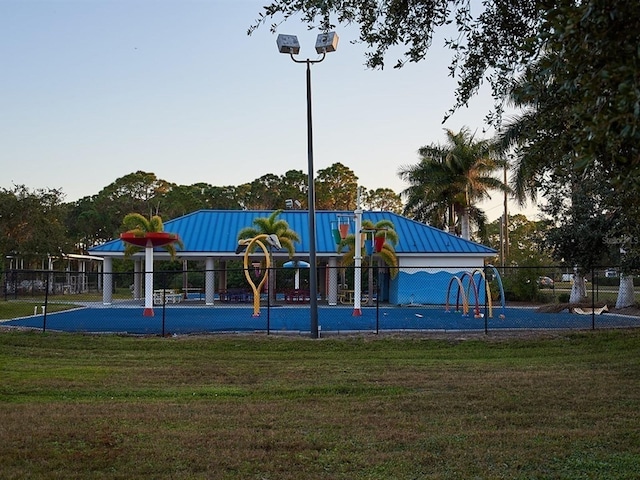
[338,289,354,304]
[219,288,252,303]
[284,289,310,303]
[153,289,183,305]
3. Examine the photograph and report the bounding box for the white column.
[205,257,215,305]
[79,260,87,293]
[143,245,154,316]
[327,256,338,305]
[353,188,363,316]
[103,257,113,305]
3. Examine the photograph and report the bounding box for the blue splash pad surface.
[3,305,637,334]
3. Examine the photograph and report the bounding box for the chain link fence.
[2,265,638,334]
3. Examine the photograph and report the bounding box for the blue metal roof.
[89,210,496,257]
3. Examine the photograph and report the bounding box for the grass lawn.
[1,329,639,479]
[0,301,79,320]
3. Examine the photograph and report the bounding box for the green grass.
[1,330,639,479]
[0,301,79,319]
[0,287,132,308]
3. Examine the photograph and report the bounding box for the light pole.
[277,32,339,339]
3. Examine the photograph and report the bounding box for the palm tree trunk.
[448,204,456,234]
[461,209,471,240]
[461,188,471,240]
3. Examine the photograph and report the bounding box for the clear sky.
[1,0,539,221]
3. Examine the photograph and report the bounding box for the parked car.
[538,276,554,288]
[605,269,618,278]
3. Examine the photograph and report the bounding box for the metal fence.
[2,266,638,335]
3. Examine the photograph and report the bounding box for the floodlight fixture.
[276,34,300,54]
[276,32,339,58]
[315,32,339,54]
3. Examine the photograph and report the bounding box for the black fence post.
[161,270,167,337]
[12,270,17,300]
[484,265,489,335]
[375,281,380,335]
[267,265,271,335]
[42,275,49,333]
[591,266,596,330]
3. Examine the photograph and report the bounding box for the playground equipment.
[237,234,281,316]
[120,231,181,317]
[445,265,506,319]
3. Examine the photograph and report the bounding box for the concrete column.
[205,257,215,305]
[143,246,154,316]
[133,259,142,300]
[103,257,113,305]
[327,257,338,306]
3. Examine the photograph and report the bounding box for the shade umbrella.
[283,260,310,289]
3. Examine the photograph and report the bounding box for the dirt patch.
[533,302,640,317]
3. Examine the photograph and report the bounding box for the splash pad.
[445,265,506,319]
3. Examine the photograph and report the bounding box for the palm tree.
[121,213,183,315]
[399,128,508,240]
[121,213,183,258]
[337,218,399,306]
[238,210,300,301]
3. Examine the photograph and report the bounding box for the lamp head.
[276,34,300,54]
[315,32,339,54]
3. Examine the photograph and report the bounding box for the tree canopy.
[398,127,507,240]
[0,185,70,267]
[1,160,398,268]
[249,0,545,123]
[493,2,640,276]
[250,1,640,150]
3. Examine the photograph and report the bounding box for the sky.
[0,0,539,221]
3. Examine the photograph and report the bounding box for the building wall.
[389,257,489,305]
